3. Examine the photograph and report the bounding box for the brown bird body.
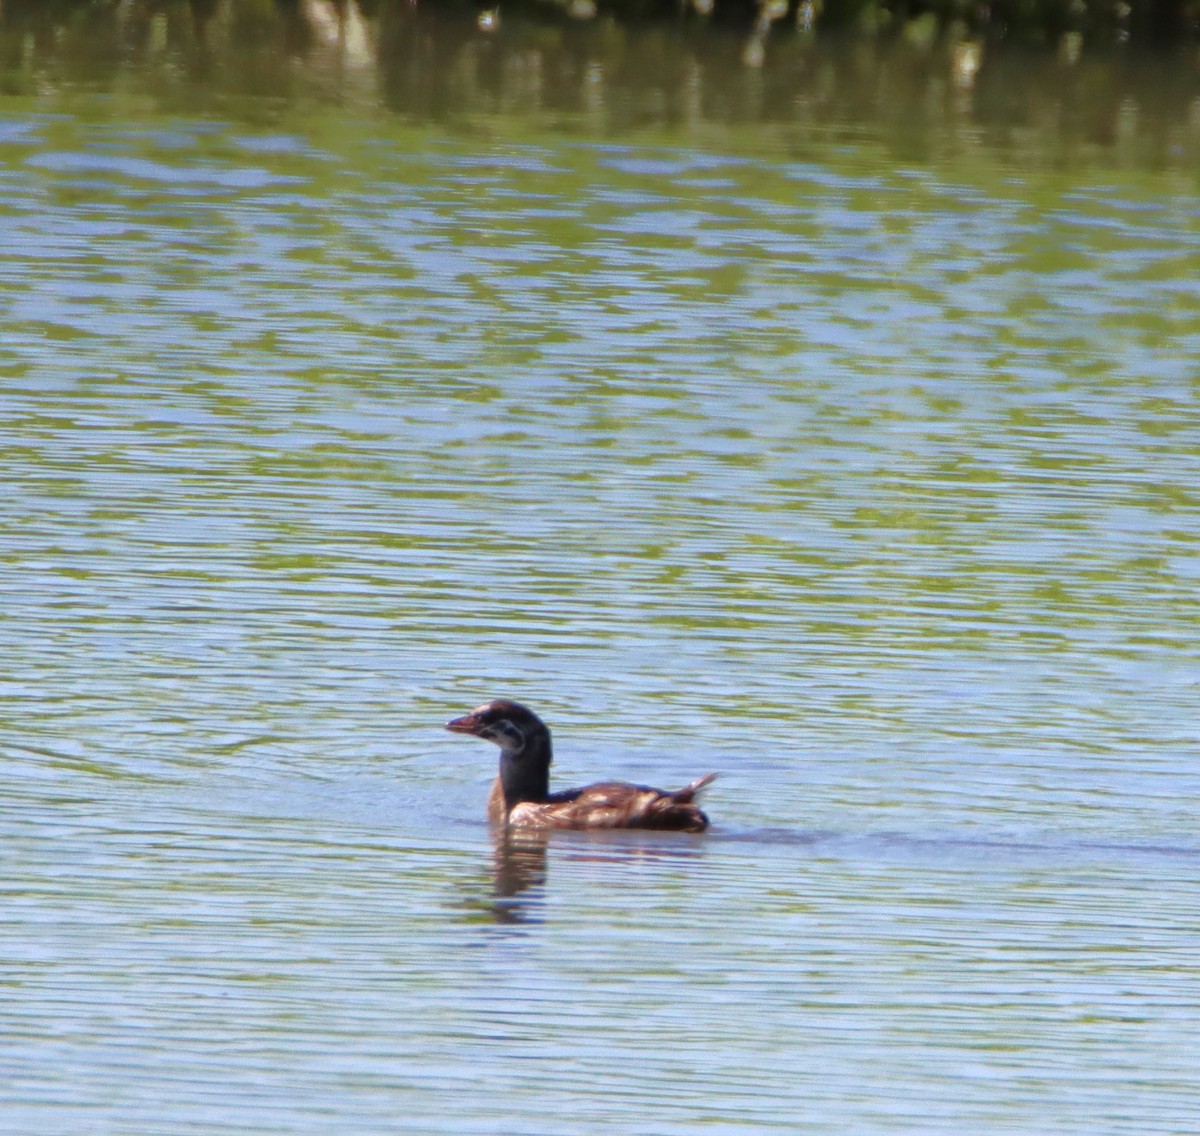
[446,699,716,832]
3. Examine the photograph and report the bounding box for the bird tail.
[675,772,717,801]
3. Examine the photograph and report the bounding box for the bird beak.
[446,712,484,735]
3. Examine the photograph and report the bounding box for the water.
[2,9,1199,1134]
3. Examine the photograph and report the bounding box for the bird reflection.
[478,827,710,926]
[486,828,550,924]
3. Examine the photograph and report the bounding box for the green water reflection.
[2,12,1199,1136]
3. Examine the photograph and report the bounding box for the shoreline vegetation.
[3,0,1200,51]
[1,1,1197,170]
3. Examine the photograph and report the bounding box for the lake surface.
[2,7,1199,1134]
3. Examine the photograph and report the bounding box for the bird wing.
[510,779,712,832]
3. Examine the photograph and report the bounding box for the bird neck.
[498,735,552,807]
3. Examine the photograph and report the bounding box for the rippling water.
[2,31,1200,1135]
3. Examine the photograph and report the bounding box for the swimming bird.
[445,699,716,832]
